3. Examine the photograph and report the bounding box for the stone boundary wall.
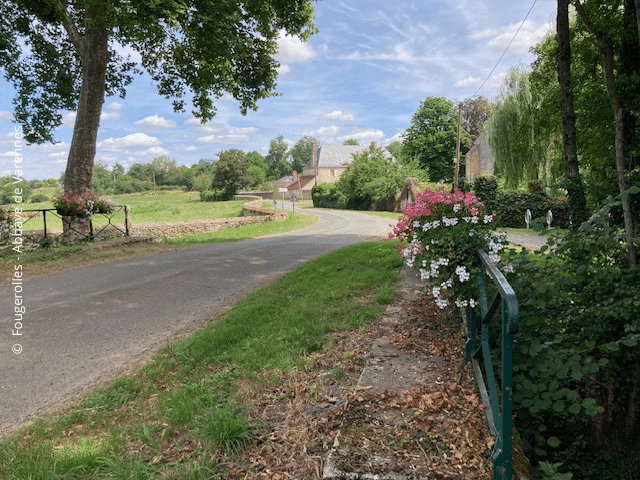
[131,198,286,239]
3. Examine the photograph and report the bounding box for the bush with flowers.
[1,202,13,240]
[390,187,508,310]
[53,191,114,217]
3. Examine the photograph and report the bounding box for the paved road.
[505,231,548,250]
[0,207,392,436]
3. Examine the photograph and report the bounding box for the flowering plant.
[53,191,114,217]
[1,203,13,239]
[390,188,507,310]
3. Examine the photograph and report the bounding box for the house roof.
[304,144,394,171]
[287,175,315,190]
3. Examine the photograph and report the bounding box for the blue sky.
[1,0,557,180]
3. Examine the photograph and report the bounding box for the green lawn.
[19,191,252,232]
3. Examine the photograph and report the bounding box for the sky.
[0,0,557,181]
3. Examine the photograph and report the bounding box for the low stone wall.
[131,198,286,239]
[131,215,285,239]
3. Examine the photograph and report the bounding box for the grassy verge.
[164,210,316,246]
[0,240,403,479]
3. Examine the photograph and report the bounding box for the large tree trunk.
[557,0,589,228]
[574,0,637,267]
[635,0,640,48]
[61,1,109,241]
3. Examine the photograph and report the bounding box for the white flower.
[503,264,515,273]
[443,216,459,227]
[420,268,430,280]
[456,265,470,282]
[435,297,449,309]
[463,216,472,223]
[483,215,494,224]
[471,216,479,224]
[453,204,462,213]
[432,286,441,298]
[413,220,421,228]
[469,298,476,308]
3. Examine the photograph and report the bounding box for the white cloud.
[455,76,482,88]
[99,132,161,150]
[63,112,76,127]
[322,110,355,122]
[471,19,551,54]
[134,114,178,129]
[277,32,316,63]
[314,126,340,137]
[101,102,125,121]
[140,146,170,157]
[340,129,385,144]
[0,110,13,122]
[175,145,198,152]
[197,127,259,145]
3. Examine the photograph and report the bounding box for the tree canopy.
[402,97,471,182]
[0,0,317,199]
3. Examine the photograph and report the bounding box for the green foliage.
[311,183,346,209]
[472,174,498,211]
[336,144,409,210]
[402,97,469,182]
[289,136,317,174]
[211,149,249,200]
[0,0,317,144]
[486,67,549,188]
[501,221,640,476]
[266,135,291,180]
[494,191,569,229]
[1,176,32,204]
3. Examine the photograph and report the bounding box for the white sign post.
[278,187,288,211]
[290,194,298,216]
[525,209,532,229]
[546,210,553,230]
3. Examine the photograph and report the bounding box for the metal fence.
[463,249,519,480]
[2,206,130,248]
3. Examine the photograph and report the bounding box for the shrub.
[30,193,49,203]
[494,191,569,229]
[472,174,498,211]
[200,189,223,202]
[311,183,346,209]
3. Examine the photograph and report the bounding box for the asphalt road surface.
[0,206,393,436]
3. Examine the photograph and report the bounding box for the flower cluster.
[53,191,114,217]
[1,203,13,239]
[390,188,507,310]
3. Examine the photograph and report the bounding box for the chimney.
[292,170,298,183]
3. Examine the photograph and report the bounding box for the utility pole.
[454,103,462,189]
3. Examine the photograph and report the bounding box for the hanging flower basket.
[53,191,114,217]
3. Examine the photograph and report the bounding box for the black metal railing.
[463,249,519,480]
[3,206,129,247]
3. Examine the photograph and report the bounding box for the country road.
[0,206,392,437]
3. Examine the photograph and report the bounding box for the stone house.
[273,143,394,199]
[465,132,494,182]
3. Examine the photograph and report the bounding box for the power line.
[472,0,539,98]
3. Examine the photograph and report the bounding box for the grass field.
[0,241,403,479]
[19,191,255,232]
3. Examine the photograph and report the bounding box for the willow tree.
[486,67,548,188]
[0,0,316,232]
